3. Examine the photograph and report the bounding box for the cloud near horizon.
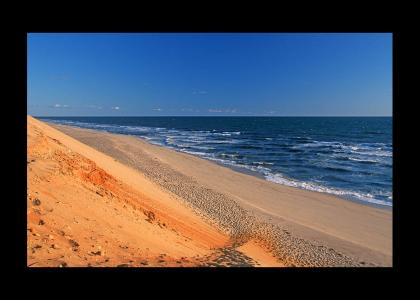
[208,108,237,113]
[86,104,103,110]
[52,104,70,108]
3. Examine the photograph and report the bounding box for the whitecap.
[348,157,380,163]
[180,149,208,156]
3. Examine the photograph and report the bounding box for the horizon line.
[32,115,393,118]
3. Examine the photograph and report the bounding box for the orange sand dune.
[27,116,282,267]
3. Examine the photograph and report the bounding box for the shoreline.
[44,119,392,266]
[40,118,392,209]
[153,144,393,211]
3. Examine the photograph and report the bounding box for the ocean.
[40,117,393,207]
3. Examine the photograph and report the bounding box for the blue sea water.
[39,117,393,207]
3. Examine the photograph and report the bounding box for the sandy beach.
[27,116,392,267]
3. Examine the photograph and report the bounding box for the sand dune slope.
[27,116,281,267]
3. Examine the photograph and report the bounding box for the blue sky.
[28,33,392,116]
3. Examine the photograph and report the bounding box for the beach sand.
[27,116,282,267]
[28,116,392,267]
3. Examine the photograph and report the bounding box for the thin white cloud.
[152,108,162,111]
[208,109,223,113]
[52,104,70,108]
[111,106,120,110]
[192,90,208,95]
[208,108,238,113]
[86,104,103,110]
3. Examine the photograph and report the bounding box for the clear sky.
[28,33,392,116]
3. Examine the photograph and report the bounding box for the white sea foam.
[183,135,207,142]
[190,145,215,151]
[265,173,392,206]
[292,140,392,159]
[118,125,153,133]
[219,153,240,158]
[254,161,274,165]
[206,156,238,166]
[181,149,208,156]
[351,149,392,157]
[348,157,380,163]
[213,132,232,136]
[217,131,241,135]
[205,140,239,144]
